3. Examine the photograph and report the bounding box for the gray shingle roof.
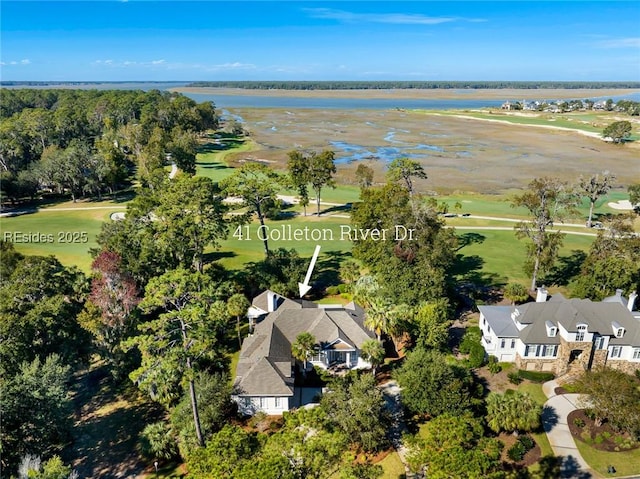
[482,296,640,346]
[235,357,294,396]
[234,293,375,397]
[478,305,520,337]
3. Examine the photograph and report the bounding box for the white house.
[479,288,640,376]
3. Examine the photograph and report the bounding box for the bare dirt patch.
[226,108,640,194]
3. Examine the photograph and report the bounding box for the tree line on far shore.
[186,80,640,90]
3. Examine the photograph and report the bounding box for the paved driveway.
[542,380,596,478]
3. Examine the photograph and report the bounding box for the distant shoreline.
[171,86,640,101]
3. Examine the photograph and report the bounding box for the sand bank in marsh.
[172,87,640,101]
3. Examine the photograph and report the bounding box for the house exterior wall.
[482,335,518,362]
[234,395,290,416]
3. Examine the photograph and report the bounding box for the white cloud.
[304,8,485,25]
[151,59,166,65]
[2,59,31,66]
[207,62,256,71]
[596,37,640,49]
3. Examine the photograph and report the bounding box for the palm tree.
[227,293,250,348]
[364,297,394,341]
[360,339,385,376]
[291,332,316,371]
[486,391,542,435]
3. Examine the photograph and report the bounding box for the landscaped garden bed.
[498,433,541,468]
[568,409,639,452]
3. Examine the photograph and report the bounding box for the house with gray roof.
[233,291,376,415]
[479,288,640,377]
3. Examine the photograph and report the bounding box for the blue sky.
[1,1,639,81]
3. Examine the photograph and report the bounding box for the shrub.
[584,409,597,421]
[467,342,486,368]
[507,441,526,461]
[594,434,604,444]
[518,435,535,451]
[139,422,179,460]
[573,418,586,428]
[508,372,523,385]
[459,327,482,354]
[517,370,555,383]
[326,286,340,296]
[487,356,502,374]
[602,431,611,440]
[337,284,349,294]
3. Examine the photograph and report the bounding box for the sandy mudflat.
[219,107,640,194]
[173,87,640,101]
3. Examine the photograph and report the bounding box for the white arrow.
[298,245,321,298]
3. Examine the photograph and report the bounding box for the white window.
[511,339,516,349]
[595,336,606,350]
[633,348,640,360]
[243,397,251,407]
[500,339,506,349]
[259,397,266,408]
[610,346,622,358]
[576,325,587,342]
[616,328,625,338]
[275,397,281,408]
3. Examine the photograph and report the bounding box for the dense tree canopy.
[486,391,542,434]
[394,347,481,418]
[602,120,632,143]
[352,183,456,305]
[0,355,73,475]
[96,175,228,283]
[575,369,640,438]
[320,374,390,452]
[0,88,218,202]
[571,216,640,300]
[406,413,504,478]
[0,254,90,377]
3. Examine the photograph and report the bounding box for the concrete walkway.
[542,380,597,478]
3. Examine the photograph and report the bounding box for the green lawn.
[2,207,118,272]
[439,191,631,224]
[575,439,640,477]
[195,136,258,182]
[378,451,406,479]
[453,228,594,286]
[213,216,354,269]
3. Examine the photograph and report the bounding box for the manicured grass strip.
[195,137,258,182]
[2,209,114,272]
[574,438,640,477]
[516,382,550,407]
[213,216,354,269]
[454,228,594,286]
[378,451,406,479]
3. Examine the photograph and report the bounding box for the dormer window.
[545,320,557,338]
[612,321,625,338]
[576,324,587,342]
